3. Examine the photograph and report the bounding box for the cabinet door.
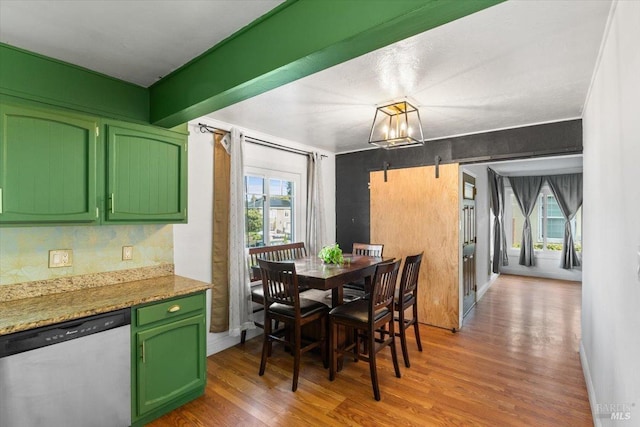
[134,314,205,417]
[0,103,98,224]
[105,123,187,223]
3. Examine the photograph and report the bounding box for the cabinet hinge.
[96,126,99,137]
[96,207,99,218]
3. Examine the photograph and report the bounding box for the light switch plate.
[49,249,72,268]
[122,246,133,261]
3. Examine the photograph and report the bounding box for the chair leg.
[368,332,381,401]
[389,319,401,379]
[321,317,329,369]
[259,318,271,376]
[398,308,410,368]
[413,303,423,352]
[292,324,302,392]
[240,329,247,344]
[329,320,337,381]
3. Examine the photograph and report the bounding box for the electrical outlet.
[122,246,133,261]
[49,249,73,268]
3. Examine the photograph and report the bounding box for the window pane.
[546,195,563,218]
[546,218,565,239]
[268,178,294,245]
[545,195,564,248]
[245,176,265,247]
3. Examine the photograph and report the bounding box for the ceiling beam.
[149,0,504,128]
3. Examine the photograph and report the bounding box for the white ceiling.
[0,0,611,155]
[210,0,611,153]
[0,0,284,87]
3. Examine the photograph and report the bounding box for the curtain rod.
[198,123,326,158]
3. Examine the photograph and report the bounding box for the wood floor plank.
[148,275,592,426]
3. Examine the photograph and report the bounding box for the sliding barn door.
[370,164,460,330]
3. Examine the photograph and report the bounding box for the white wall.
[174,117,336,355]
[581,1,640,425]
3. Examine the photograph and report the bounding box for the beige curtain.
[211,132,230,332]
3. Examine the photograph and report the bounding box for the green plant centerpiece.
[318,243,344,265]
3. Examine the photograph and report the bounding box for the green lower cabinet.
[131,293,206,426]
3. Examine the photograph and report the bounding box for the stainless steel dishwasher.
[0,308,131,427]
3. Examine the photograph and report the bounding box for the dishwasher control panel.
[0,308,131,357]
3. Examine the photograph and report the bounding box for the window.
[245,173,295,247]
[507,184,581,254]
[538,193,568,244]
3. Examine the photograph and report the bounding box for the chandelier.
[368,100,424,149]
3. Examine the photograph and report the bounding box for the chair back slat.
[399,252,424,296]
[248,242,307,281]
[258,259,299,310]
[371,260,401,315]
[353,243,384,257]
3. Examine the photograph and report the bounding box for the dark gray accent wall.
[335,119,582,250]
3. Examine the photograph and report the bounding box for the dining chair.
[343,243,385,301]
[329,259,401,401]
[241,243,308,344]
[394,252,424,368]
[352,243,384,257]
[257,259,329,392]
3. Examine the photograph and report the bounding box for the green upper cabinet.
[0,102,98,224]
[104,121,187,223]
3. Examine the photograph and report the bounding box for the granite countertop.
[0,275,211,336]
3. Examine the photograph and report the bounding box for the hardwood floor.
[149,275,592,426]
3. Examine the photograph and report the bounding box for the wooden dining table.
[279,254,388,308]
[252,254,389,367]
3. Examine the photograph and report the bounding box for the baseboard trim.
[206,328,261,356]
[580,340,601,427]
[477,273,499,301]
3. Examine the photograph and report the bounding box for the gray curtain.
[509,176,544,266]
[488,168,508,273]
[498,175,508,267]
[546,173,583,269]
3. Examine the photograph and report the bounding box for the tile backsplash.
[0,225,173,285]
